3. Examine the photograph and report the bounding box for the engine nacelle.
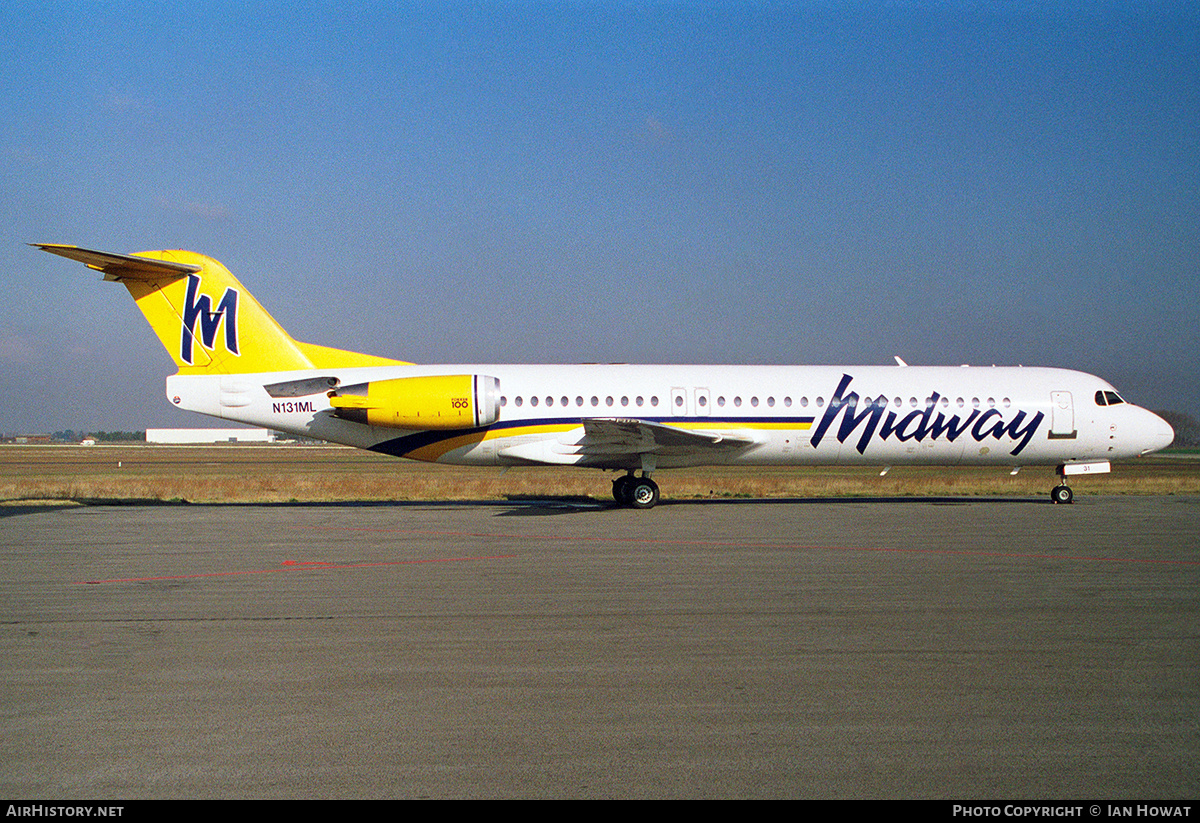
[328,374,500,430]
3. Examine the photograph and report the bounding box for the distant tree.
[89,430,147,442]
[1153,411,1200,449]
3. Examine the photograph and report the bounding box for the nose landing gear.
[1051,461,1110,504]
[1050,484,1074,505]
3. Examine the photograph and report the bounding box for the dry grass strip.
[0,445,1196,505]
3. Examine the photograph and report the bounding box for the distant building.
[145,428,276,444]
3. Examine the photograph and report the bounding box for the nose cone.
[1139,410,1175,456]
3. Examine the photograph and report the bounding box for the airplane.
[35,243,1175,508]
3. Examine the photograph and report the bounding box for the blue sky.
[2,2,1197,433]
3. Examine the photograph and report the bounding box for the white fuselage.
[165,363,1175,470]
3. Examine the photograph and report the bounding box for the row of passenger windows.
[504,395,663,409]
[498,394,1015,411]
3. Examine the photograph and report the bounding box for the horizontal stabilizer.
[32,244,201,281]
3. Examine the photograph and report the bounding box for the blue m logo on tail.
[180,274,239,365]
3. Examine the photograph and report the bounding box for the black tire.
[1051,485,1074,505]
[613,476,633,505]
[628,478,660,510]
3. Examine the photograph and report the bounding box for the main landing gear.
[613,472,660,509]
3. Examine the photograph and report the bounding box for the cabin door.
[1049,391,1076,439]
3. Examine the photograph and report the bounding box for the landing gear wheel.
[1051,485,1074,505]
[628,478,660,510]
[612,475,634,506]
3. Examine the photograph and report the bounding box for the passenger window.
[590,396,599,407]
[530,396,538,407]
[698,395,707,407]
[636,396,644,407]
[500,396,507,407]
[751,397,759,407]
[621,396,629,406]
[651,396,659,407]
[515,396,523,407]
[560,396,569,407]
[734,397,742,407]
[576,396,584,406]
[606,396,614,407]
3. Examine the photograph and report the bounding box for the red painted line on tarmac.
[297,525,1200,566]
[823,546,1200,566]
[73,554,516,585]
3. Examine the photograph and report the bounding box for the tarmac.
[1,495,1197,799]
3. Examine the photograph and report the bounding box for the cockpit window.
[1095,390,1125,407]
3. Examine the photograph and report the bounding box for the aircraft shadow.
[0,494,1050,519]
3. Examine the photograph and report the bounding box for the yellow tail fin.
[34,244,405,374]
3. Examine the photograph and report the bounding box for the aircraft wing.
[565,417,758,469]
[495,417,758,468]
[579,418,755,454]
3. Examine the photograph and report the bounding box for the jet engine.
[328,374,500,429]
